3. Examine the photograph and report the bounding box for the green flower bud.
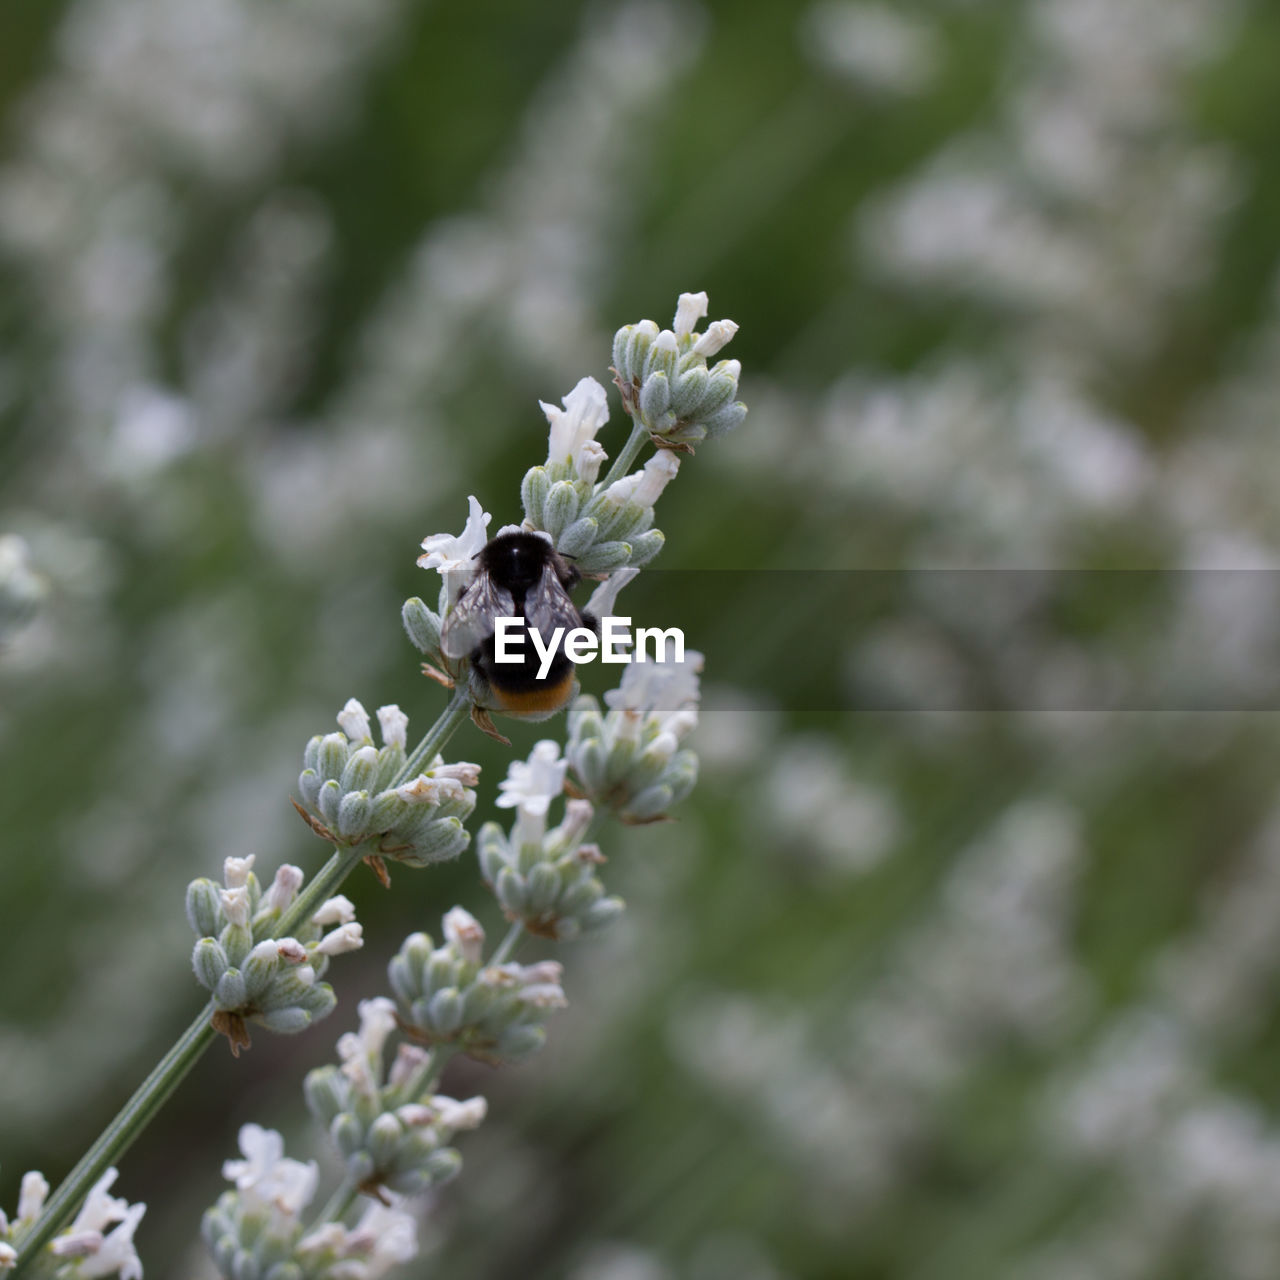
[340,745,379,794]
[525,861,562,916]
[214,968,247,1010]
[193,938,229,991]
[304,1066,348,1127]
[186,878,223,937]
[577,540,633,573]
[258,1006,313,1034]
[337,790,372,840]
[521,465,551,528]
[402,597,442,654]
[428,988,464,1035]
[557,515,598,559]
[543,481,581,539]
[242,941,280,1002]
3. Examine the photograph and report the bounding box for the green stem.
[399,685,473,782]
[11,1006,218,1271]
[12,685,477,1274]
[310,1177,361,1234]
[488,919,526,967]
[598,414,650,491]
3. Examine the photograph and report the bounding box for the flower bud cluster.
[477,741,624,939]
[388,908,568,1064]
[296,699,478,867]
[565,652,703,822]
[612,291,746,449]
[203,1124,317,1280]
[304,997,486,1198]
[518,377,670,572]
[1,1168,144,1278]
[187,854,362,1051]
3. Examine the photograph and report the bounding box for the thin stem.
[11,1007,218,1271]
[488,919,526,967]
[310,1177,361,1234]
[12,684,477,1273]
[399,684,473,782]
[598,413,650,491]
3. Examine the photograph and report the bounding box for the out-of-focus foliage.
[4,0,1280,1276]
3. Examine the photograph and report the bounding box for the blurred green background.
[5,0,1280,1277]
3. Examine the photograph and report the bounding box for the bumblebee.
[441,531,593,716]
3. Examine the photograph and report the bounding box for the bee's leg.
[421,661,455,689]
[471,704,512,746]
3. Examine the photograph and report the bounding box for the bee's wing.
[524,561,583,637]
[440,573,517,659]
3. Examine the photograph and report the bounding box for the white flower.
[300,1197,418,1272]
[387,1043,431,1091]
[18,1171,49,1222]
[222,854,255,888]
[496,740,567,815]
[541,376,610,469]
[547,798,594,851]
[575,438,607,484]
[219,886,251,928]
[265,864,304,912]
[0,1242,16,1267]
[376,704,408,751]
[345,1199,418,1272]
[692,319,739,357]
[431,1095,488,1131]
[497,739,567,845]
[337,697,372,743]
[604,451,680,509]
[395,774,463,805]
[316,922,364,956]
[69,1169,129,1236]
[605,650,704,735]
[276,937,308,964]
[339,997,398,1066]
[77,1202,145,1280]
[673,291,709,338]
[417,495,492,605]
[223,1125,318,1218]
[443,906,485,965]
[312,894,356,926]
[427,757,482,787]
[584,567,638,620]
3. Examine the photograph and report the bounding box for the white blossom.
[604,450,680,509]
[337,697,372,743]
[311,894,357,926]
[265,864,304,912]
[541,375,610,469]
[316,922,364,956]
[692,319,739,357]
[222,1124,318,1217]
[222,854,255,888]
[497,739,567,845]
[218,886,251,928]
[443,906,485,965]
[605,649,704,733]
[77,1202,145,1280]
[18,1171,49,1222]
[417,495,492,604]
[376,704,408,751]
[673,291,709,337]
